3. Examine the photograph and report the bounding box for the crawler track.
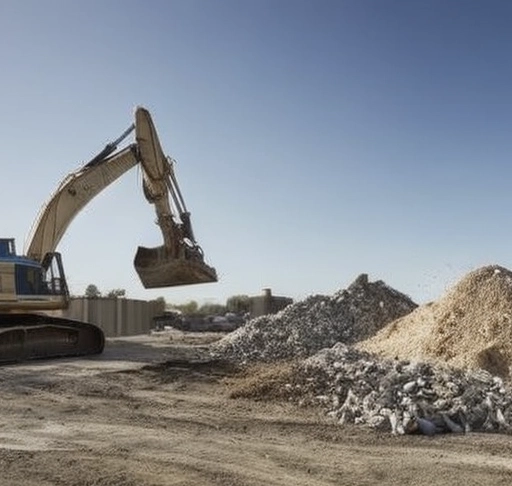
[0,313,104,363]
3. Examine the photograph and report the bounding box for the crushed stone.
[212,274,417,364]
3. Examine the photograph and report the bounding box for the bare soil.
[0,330,511,486]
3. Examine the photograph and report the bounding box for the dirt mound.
[226,362,296,400]
[212,274,417,363]
[360,265,512,377]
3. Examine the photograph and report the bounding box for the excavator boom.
[26,144,138,262]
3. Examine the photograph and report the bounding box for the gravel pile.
[283,343,512,434]
[212,274,417,364]
[360,265,512,378]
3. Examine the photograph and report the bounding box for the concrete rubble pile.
[212,274,417,363]
[284,343,512,434]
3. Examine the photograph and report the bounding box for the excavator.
[0,107,217,364]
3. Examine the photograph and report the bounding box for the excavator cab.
[0,238,68,311]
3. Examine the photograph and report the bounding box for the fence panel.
[61,298,161,337]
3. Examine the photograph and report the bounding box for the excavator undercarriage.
[0,314,105,364]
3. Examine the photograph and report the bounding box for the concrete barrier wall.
[61,298,163,337]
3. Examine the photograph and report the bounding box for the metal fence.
[58,297,164,337]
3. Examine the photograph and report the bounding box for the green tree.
[226,295,251,314]
[175,300,199,316]
[106,288,126,298]
[85,284,101,298]
[155,296,166,307]
[198,303,226,316]
[153,296,167,314]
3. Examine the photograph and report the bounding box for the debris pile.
[282,343,512,434]
[212,274,417,363]
[360,265,512,378]
[216,265,512,434]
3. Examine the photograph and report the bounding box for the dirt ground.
[0,331,511,486]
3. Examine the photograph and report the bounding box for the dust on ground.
[0,330,511,486]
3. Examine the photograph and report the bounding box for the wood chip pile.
[359,265,512,378]
[284,343,512,434]
[212,274,417,363]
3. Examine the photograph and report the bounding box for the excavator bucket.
[134,245,218,288]
[0,314,104,364]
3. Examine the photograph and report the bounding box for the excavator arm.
[25,106,217,288]
[133,107,217,287]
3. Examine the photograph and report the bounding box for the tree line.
[82,284,251,316]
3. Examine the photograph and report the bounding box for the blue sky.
[2,0,512,306]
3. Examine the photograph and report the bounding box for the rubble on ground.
[212,274,417,363]
[215,266,512,434]
[283,343,512,434]
[360,265,512,378]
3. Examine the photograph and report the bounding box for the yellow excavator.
[0,107,217,363]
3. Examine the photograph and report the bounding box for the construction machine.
[0,107,217,364]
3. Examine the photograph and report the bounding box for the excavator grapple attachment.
[134,246,218,288]
[0,314,105,364]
